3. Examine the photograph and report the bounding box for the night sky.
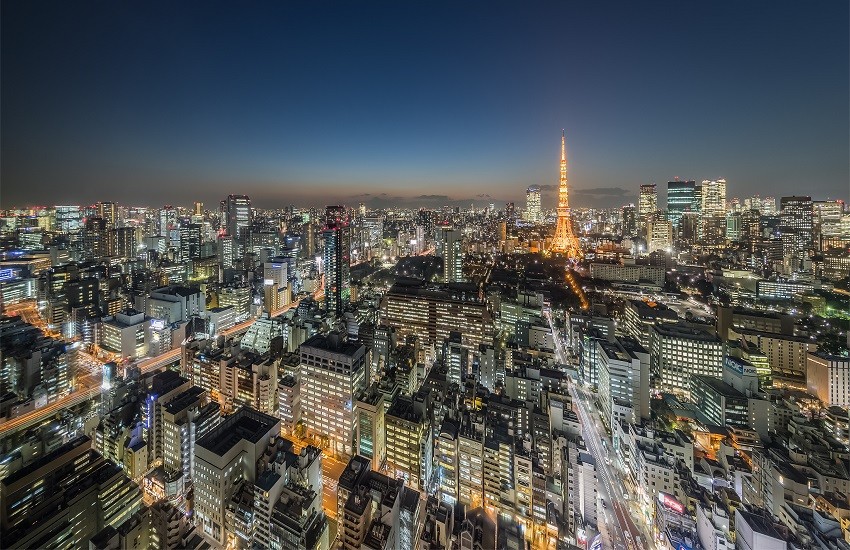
[2,1,848,210]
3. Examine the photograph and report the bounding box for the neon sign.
[658,491,684,514]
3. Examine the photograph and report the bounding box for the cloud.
[346,192,505,209]
[571,186,631,197]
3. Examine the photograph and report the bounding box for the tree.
[694,278,714,299]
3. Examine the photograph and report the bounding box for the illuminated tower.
[323,206,351,317]
[551,131,582,258]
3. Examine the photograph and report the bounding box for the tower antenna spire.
[561,130,566,162]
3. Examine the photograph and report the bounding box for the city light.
[0,4,847,549]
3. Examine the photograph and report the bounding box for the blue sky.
[2,1,847,209]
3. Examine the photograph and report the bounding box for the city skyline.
[2,1,848,209]
[3,3,850,550]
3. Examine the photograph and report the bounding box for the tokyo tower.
[550,130,582,258]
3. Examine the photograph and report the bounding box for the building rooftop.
[196,407,279,457]
[151,370,188,396]
[338,455,371,493]
[653,323,720,342]
[627,299,678,321]
[618,334,648,356]
[598,339,630,362]
[387,280,484,303]
[737,509,783,537]
[152,285,199,298]
[279,374,297,388]
[2,435,90,487]
[400,486,421,513]
[692,375,746,399]
[386,395,424,423]
[300,332,364,358]
[162,386,205,415]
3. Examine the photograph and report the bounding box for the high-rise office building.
[700,179,727,217]
[596,336,650,427]
[98,201,118,227]
[621,204,637,237]
[179,223,202,261]
[638,184,658,231]
[647,218,673,253]
[525,185,542,223]
[262,261,290,313]
[443,331,468,385]
[699,179,727,246]
[225,194,251,256]
[55,205,83,233]
[666,180,696,228]
[159,205,179,248]
[437,226,464,283]
[814,199,845,237]
[761,196,777,216]
[780,196,814,267]
[354,384,385,472]
[194,407,304,547]
[381,281,494,362]
[323,206,351,317]
[83,216,108,259]
[114,226,138,259]
[0,435,142,549]
[385,391,432,490]
[505,202,516,225]
[300,333,366,457]
[0,316,73,404]
[650,323,724,398]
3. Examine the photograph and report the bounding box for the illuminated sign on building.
[658,491,684,514]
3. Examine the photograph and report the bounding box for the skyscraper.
[621,204,637,237]
[97,201,117,228]
[437,226,464,283]
[505,202,516,226]
[225,194,251,256]
[780,196,814,269]
[638,184,658,232]
[178,223,202,261]
[159,205,179,248]
[699,179,727,245]
[700,179,727,217]
[525,186,542,223]
[300,333,366,457]
[666,180,696,228]
[550,131,581,258]
[323,205,351,317]
[83,216,108,259]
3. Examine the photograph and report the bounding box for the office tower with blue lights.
[666,179,696,228]
[323,205,351,317]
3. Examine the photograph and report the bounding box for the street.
[545,309,650,550]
